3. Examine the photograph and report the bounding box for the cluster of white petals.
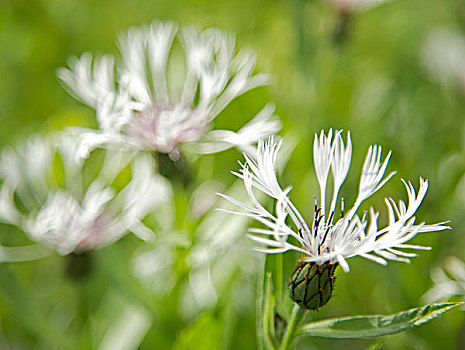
[58,21,280,160]
[219,131,449,272]
[0,134,172,255]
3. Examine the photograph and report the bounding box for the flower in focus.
[58,22,281,161]
[219,131,449,309]
[422,257,465,305]
[0,134,172,255]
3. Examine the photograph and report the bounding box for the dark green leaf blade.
[299,302,462,339]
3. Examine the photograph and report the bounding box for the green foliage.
[299,302,462,339]
[173,314,223,350]
[1,0,465,349]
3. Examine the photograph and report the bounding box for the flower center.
[129,105,208,155]
[308,195,345,255]
[75,213,112,252]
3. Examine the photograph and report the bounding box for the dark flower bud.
[288,260,337,310]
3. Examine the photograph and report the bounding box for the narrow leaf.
[299,302,462,339]
[262,272,278,350]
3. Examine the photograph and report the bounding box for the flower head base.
[219,131,449,275]
[58,22,280,160]
[0,133,172,255]
[289,260,337,310]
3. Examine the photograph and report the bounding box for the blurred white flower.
[218,131,449,272]
[0,133,172,255]
[132,245,177,296]
[58,22,280,160]
[325,0,387,13]
[421,28,465,93]
[423,257,465,304]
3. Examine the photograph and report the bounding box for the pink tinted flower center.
[129,104,209,154]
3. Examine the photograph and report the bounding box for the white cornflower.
[218,131,449,273]
[423,257,465,304]
[58,21,280,160]
[0,133,172,255]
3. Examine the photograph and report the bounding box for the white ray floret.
[0,133,172,255]
[219,131,449,272]
[58,21,280,160]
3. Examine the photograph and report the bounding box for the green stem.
[276,253,283,301]
[280,304,306,350]
[77,282,92,350]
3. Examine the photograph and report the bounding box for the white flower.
[58,21,280,160]
[423,257,465,304]
[0,133,172,255]
[218,131,449,272]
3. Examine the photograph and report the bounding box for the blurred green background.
[1,0,465,349]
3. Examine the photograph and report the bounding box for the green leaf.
[299,302,462,339]
[261,272,278,350]
[0,244,51,262]
[257,270,290,350]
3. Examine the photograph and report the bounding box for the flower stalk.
[153,151,193,187]
[65,251,94,280]
[279,304,306,350]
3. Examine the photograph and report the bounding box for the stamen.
[313,195,318,212]
[362,210,368,222]
[341,198,344,218]
[314,213,324,238]
[320,211,334,247]
[327,211,335,226]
